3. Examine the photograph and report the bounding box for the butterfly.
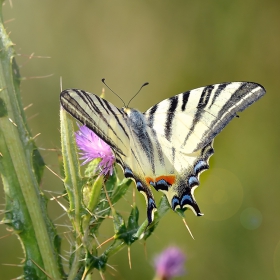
[60,82,265,226]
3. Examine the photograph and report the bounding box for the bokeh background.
[1,0,280,279]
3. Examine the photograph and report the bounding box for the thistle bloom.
[75,124,115,176]
[154,246,186,280]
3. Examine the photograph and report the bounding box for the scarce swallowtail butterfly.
[60,82,265,225]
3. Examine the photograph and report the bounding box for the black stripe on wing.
[198,82,265,149]
[182,82,265,151]
[152,127,165,165]
[60,89,129,156]
[164,95,179,141]
[142,81,265,154]
[80,90,103,117]
[100,97,130,139]
[183,85,214,146]
[80,90,129,140]
[146,103,158,128]
[128,109,157,173]
[181,91,190,111]
[208,83,230,109]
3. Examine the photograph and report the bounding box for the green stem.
[60,108,84,279]
[0,2,61,279]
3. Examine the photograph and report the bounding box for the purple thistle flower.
[75,124,115,176]
[154,246,186,280]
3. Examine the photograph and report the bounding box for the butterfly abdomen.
[125,108,158,172]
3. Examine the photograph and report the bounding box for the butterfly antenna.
[182,218,195,240]
[127,82,149,108]
[102,78,125,107]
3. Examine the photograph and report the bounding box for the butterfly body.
[60,82,265,224]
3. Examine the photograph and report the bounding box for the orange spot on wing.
[156,175,176,185]
[145,175,176,186]
[145,177,154,186]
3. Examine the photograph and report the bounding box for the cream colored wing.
[60,89,131,161]
[144,82,265,153]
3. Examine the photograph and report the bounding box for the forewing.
[144,82,265,153]
[60,89,130,158]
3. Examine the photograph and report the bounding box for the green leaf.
[85,250,108,274]
[112,210,126,236]
[125,205,139,245]
[111,178,131,204]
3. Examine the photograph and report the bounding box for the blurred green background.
[1,0,279,279]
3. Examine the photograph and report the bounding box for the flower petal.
[154,246,186,279]
[75,124,115,175]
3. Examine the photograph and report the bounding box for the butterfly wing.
[142,82,265,215]
[144,82,265,153]
[60,89,158,223]
[60,89,131,158]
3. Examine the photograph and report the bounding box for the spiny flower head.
[154,246,186,280]
[75,124,115,176]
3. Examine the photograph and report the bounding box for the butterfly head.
[124,108,147,133]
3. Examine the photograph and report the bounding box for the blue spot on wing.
[188,176,199,187]
[136,181,143,190]
[181,194,193,205]
[148,197,155,206]
[149,181,155,187]
[124,167,134,178]
[194,160,208,174]
[171,197,180,210]
[155,179,169,191]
